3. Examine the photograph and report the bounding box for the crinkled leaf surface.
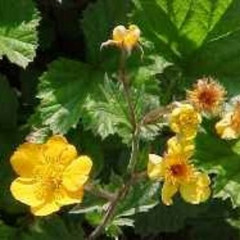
[132,0,240,79]
[32,0,167,139]
[33,58,103,134]
[82,78,132,142]
[0,0,40,68]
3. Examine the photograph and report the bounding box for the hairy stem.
[87,172,146,240]
[87,181,131,240]
[87,50,141,239]
[119,50,137,130]
[127,126,140,175]
[119,49,140,175]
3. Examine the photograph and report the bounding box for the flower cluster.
[8,24,235,219]
[10,136,92,216]
[148,104,211,205]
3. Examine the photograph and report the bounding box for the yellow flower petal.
[10,135,91,215]
[55,186,84,206]
[10,178,45,207]
[124,25,140,51]
[167,136,195,158]
[102,24,140,52]
[31,200,60,216]
[180,173,211,204]
[44,135,77,165]
[169,104,201,140]
[197,173,211,187]
[113,25,127,42]
[161,181,178,206]
[10,143,43,177]
[147,154,164,180]
[222,127,238,139]
[63,156,92,192]
[215,114,239,139]
[215,114,230,134]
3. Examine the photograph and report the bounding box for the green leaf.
[0,0,40,68]
[83,77,163,143]
[32,59,162,142]
[115,181,159,217]
[135,198,206,236]
[132,0,240,79]
[189,199,240,240]
[32,58,103,134]
[216,77,240,97]
[32,0,168,140]
[83,78,132,143]
[104,180,159,238]
[132,0,234,56]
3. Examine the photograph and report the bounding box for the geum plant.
[9,22,240,239]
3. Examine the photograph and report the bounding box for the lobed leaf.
[0,0,40,68]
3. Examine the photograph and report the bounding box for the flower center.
[199,90,216,107]
[170,164,186,177]
[34,159,66,195]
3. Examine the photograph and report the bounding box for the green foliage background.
[1,0,240,239]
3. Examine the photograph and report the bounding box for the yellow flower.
[187,78,226,115]
[167,136,195,159]
[148,141,210,205]
[10,135,92,216]
[169,104,202,140]
[101,24,141,53]
[216,102,240,139]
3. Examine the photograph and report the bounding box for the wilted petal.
[124,25,140,51]
[215,113,239,140]
[113,25,127,42]
[222,127,238,140]
[63,156,92,192]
